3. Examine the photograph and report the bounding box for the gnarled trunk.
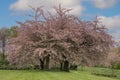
[63,60,69,72]
[39,54,50,70]
[45,54,50,70]
[60,62,63,70]
[39,59,45,70]
[60,60,70,72]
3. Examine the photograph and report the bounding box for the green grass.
[0,68,120,80]
[78,66,120,79]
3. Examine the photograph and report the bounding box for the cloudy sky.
[0,0,120,41]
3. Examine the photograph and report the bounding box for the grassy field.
[0,67,120,80]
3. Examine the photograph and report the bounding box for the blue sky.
[0,0,120,41]
[82,1,120,18]
[0,0,16,27]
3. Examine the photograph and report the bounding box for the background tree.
[6,26,18,38]
[106,52,120,76]
[0,28,8,59]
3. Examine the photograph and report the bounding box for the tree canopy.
[7,6,114,71]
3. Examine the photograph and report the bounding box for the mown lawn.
[0,68,120,80]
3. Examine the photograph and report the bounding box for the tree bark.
[39,59,44,70]
[60,62,63,70]
[63,60,69,72]
[45,54,50,70]
[60,60,70,72]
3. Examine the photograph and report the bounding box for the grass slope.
[0,69,119,80]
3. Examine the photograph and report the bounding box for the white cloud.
[92,0,116,9]
[10,0,30,11]
[98,15,120,29]
[98,15,120,41]
[10,0,83,16]
[111,32,120,42]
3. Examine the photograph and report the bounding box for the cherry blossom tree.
[7,5,113,71]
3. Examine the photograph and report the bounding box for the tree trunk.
[63,60,69,72]
[39,59,44,70]
[60,62,63,70]
[45,54,50,70]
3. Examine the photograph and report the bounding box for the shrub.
[113,62,120,69]
[70,64,78,70]
[94,64,106,68]
[0,59,9,66]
